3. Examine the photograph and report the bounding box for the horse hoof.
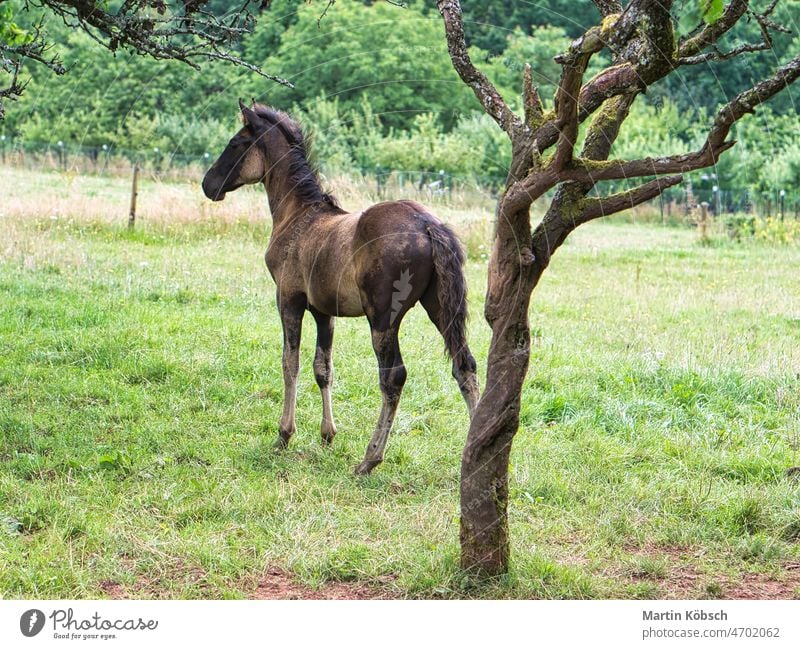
[354,459,380,476]
[320,427,337,446]
[273,435,290,450]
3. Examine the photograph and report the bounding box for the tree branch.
[523,92,636,265]
[678,0,789,66]
[522,63,543,129]
[751,0,792,45]
[592,0,622,17]
[552,25,610,170]
[436,0,521,136]
[580,92,636,160]
[678,0,750,58]
[1,0,292,117]
[678,41,771,66]
[503,92,636,217]
[529,0,674,157]
[558,54,800,184]
[0,60,25,120]
[575,175,683,225]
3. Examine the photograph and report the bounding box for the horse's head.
[202,100,273,202]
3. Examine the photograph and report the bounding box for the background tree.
[3,0,797,196]
[437,0,800,574]
[249,0,479,130]
[460,0,599,54]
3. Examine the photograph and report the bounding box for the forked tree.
[436,0,800,573]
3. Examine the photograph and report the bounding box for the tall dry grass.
[1,164,675,270]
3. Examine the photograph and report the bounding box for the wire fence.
[0,137,210,183]
[2,137,798,221]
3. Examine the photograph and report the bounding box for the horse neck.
[264,174,306,231]
[261,144,314,231]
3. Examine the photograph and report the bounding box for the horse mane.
[252,103,342,211]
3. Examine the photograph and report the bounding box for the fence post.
[698,201,710,243]
[58,141,69,171]
[128,164,139,229]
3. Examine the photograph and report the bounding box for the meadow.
[1,166,799,599]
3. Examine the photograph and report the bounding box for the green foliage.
[661,2,800,116]
[0,3,31,46]
[711,108,800,193]
[701,0,726,24]
[292,94,509,185]
[480,24,611,110]
[751,217,800,244]
[677,0,726,36]
[97,448,133,474]
[249,0,479,130]
[461,0,599,53]
[1,1,798,194]
[610,98,695,160]
[481,25,567,108]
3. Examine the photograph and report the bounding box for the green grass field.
[1,167,800,599]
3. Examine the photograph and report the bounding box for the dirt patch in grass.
[623,545,800,599]
[723,567,800,599]
[251,567,390,600]
[98,558,214,599]
[98,581,127,599]
[98,566,390,600]
[621,544,705,598]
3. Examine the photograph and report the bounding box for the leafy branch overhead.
[0,0,291,119]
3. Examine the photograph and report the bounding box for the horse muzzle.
[201,175,227,202]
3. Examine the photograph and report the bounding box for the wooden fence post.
[128,164,139,229]
[698,201,710,243]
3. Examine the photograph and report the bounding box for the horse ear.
[239,99,259,128]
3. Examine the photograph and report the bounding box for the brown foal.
[202,101,479,474]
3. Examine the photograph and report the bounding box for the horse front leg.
[310,308,337,445]
[276,294,305,448]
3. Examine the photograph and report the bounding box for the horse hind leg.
[310,308,337,445]
[355,325,407,475]
[421,284,480,418]
[351,234,429,475]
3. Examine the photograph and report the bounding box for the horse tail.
[424,219,474,370]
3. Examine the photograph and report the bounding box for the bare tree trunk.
[460,432,514,572]
[460,198,543,572]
